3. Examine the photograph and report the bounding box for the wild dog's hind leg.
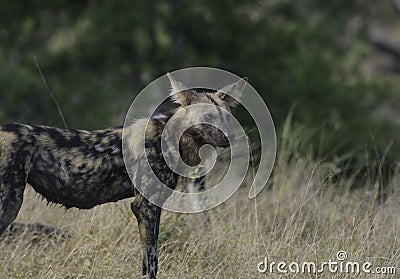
[0,127,32,236]
[0,166,28,236]
[131,194,161,279]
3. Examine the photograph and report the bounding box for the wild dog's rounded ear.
[167,73,196,106]
[216,77,248,107]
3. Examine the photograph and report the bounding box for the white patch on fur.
[153,114,168,120]
[111,146,120,154]
[21,124,34,130]
[95,144,105,152]
[123,119,148,160]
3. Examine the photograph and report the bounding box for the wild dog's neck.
[179,132,202,166]
[150,112,202,167]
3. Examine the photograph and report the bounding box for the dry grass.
[1,140,399,278]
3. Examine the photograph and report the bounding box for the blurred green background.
[0,0,399,159]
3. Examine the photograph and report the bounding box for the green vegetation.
[0,1,399,156]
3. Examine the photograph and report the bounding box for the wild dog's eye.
[204,113,213,122]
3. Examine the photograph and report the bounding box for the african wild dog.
[0,73,246,278]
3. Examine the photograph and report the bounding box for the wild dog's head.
[167,73,247,148]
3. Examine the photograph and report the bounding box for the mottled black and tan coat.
[0,74,246,278]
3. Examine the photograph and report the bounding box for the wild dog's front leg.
[131,194,161,279]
